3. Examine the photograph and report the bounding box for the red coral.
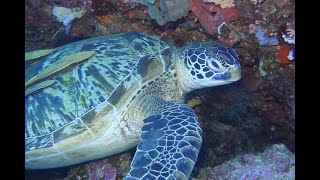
[277,45,291,64]
[192,0,241,35]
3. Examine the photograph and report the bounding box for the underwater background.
[25,0,295,179]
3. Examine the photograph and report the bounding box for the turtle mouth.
[226,66,242,82]
[210,65,241,82]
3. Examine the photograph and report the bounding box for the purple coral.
[206,144,295,179]
[89,162,117,180]
[255,25,279,46]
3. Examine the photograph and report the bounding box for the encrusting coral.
[203,0,235,9]
[192,0,241,35]
[141,0,192,25]
[202,144,295,179]
[160,0,192,22]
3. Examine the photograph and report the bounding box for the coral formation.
[89,162,117,180]
[189,85,268,168]
[287,49,294,61]
[58,0,92,10]
[277,44,292,64]
[203,144,295,179]
[140,0,166,25]
[160,0,192,22]
[52,6,86,26]
[192,0,241,35]
[203,0,235,9]
[140,0,192,25]
[64,161,117,180]
[254,25,279,46]
[282,29,295,44]
[64,152,132,179]
[261,102,289,127]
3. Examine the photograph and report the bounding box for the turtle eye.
[207,55,226,73]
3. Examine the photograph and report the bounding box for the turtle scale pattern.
[126,101,202,179]
[25,33,170,152]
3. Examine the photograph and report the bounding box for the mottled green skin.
[25,33,173,168]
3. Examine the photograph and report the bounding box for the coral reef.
[287,49,295,61]
[140,0,192,25]
[140,0,166,25]
[277,44,292,64]
[261,102,289,126]
[64,161,117,180]
[192,0,241,35]
[89,162,117,180]
[25,0,295,179]
[52,6,87,26]
[200,144,295,179]
[58,0,92,10]
[160,0,192,22]
[282,30,295,44]
[255,25,279,46]
[188,84,267,168]
[64,152,132,179]
[203,0,235,9]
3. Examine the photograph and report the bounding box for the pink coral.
[192,0,241,35]
[205,144,295,179]
[89,162,117,180]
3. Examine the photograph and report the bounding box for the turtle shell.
[25,33,172,153]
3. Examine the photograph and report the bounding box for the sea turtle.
[25,33,241,179]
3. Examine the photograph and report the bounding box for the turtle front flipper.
[125,102,202,180]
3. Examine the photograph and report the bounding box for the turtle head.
[178,42,241,93]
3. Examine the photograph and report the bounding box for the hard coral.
[217,30,240,47]
[160,0,192,22]
[141,0,192,26]
[277,44,291,64]
[254,25,279,46]
[261,102,288,126]
[205,144,295,179]
[89,162,117,180]
[192,0,241,35]
[282,29,295,44]
[140,0,166,25]
[203,0,235,9]
[60,0,92,9]
[97,14,116,25]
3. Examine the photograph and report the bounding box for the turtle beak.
[227,66,242,82]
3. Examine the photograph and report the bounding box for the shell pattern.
[25,33,172,152]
